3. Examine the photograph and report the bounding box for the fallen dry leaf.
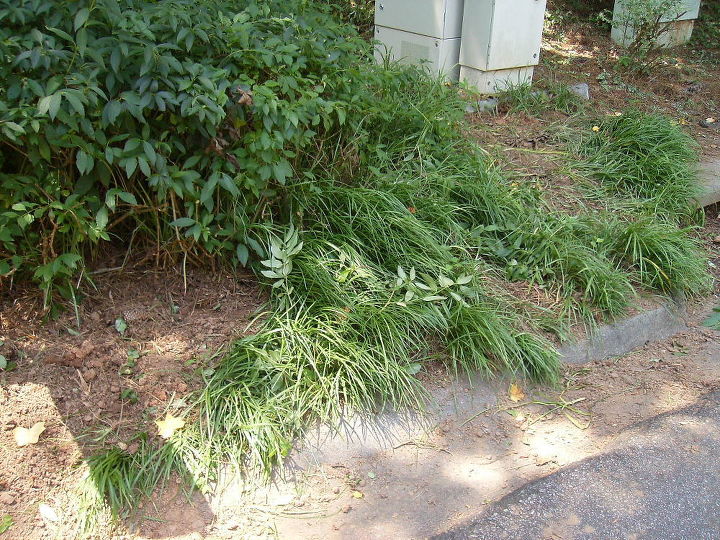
[13,422,45,447]
[509,383,525,403]
[155,413,185,439]
[38,503,58,522]
[351,491,364,499]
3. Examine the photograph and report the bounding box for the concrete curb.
[697,157,720,208]
[558,298,688,364]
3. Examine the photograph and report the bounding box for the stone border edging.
[558,298,687,364]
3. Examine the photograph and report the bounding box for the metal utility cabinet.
[611,0,701,48]
[374,0,465,81]
[459,0,547,94]
[373,0,549,93]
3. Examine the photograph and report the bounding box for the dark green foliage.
[550,0,614,18]
[0,0,369,301]
[579,110,700,220]
[320,0,375,36]
[692,0,720,49]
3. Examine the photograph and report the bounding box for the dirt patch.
[0,267,264,539]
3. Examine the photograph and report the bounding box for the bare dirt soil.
[0,267,264,539]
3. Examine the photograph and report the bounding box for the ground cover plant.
[579,110,701,220]
[0,0,712,522]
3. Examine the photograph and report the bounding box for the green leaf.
[76,28,88,56]
[65,92,85,115]
[218,174,240,197]
[137,156,151,176]
[115,317,127,335]
[117,192,138,205]
[124,157,137,177]
[0,355,7,370]
[76,150,94,175]
[142,141,157,164]
[48,93,62,120]
[272,160,293,185]
[103,100,123,125]
[110,48,121,73]
[37,95,53,115]
[236,244,249,266]
[2,122,24,134]
[74,8,90,31]
[169,217,195,227]
[96,206,108,229]
[702,308,720,329]
[404,363,422,375]
[0,514,12,534]
[46,26,73,42]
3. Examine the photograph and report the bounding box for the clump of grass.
[607,217,711,294]
[500,215,635,317]
[579,110,701,220]
[194,309,428,471]
[85,436,197,515]
[446,303,559,379]
[496,81,585,115]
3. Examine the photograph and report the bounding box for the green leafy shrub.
[604,0,687,70]
[0,0,369,303]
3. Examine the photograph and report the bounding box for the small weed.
[702,306,720,330]
[0,515,12,534]
[114,318,128,336]
[120,389,139,405]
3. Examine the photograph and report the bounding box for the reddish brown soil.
[0,267,264,538]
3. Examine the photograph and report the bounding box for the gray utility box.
[611,0,701,48]
[374,0,465,81]
[459,0,547,94]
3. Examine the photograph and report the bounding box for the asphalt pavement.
[435,391,720,540]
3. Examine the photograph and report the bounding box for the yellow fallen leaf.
[509,383,525,403]
[14,422,45,447]
[352,491,364,499]
[155,413,185,439]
